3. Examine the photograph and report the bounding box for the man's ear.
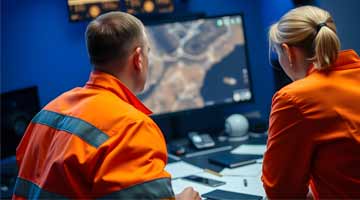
[281,43,294,67]
[133,47,143,71]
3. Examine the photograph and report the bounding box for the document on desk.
[172,170,266,197]
[231,144,267,155]
[171,177,214,195]
[220,162,262,177]
[166,159,266,197]
[217,175,266,197]
[219,163,265,197]
[165,161,203,179]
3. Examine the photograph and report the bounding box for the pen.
[204,168,223,177]
[243,178,248,187]
[168,153,181,161]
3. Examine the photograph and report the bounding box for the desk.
[168,133,267,171]
[166,133,267,198]
[167,161,265,197]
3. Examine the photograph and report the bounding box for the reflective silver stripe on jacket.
[32,110,109,148]
[99,178,175,199]
[14,177,68,199]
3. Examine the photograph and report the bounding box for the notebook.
[208,153,262,168]
[202,189,263,200]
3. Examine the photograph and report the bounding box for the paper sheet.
[172,170,266,197]
[231,144,267,155]
[171,176,214,195]
[217,175,266,197]
[165,161,203,179]
[220,162,263,177]
[166,159,266,197]
[219,162,265,197]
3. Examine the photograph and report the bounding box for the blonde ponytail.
[313,22,340,69]
[269,6,341,70]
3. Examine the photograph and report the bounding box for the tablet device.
[208,153,262,168]
[202,189,263,200]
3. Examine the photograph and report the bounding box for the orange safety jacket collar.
[307,49,360,75]
[85,70,153,115]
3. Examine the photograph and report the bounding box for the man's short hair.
[85,11,144,66]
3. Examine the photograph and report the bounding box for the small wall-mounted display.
[68,0,120,21]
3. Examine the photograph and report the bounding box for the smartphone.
[182,175,226,187]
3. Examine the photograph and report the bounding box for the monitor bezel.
[141,12,254,118]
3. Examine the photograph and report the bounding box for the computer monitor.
[1,86,40,158]
[138,14,252,115]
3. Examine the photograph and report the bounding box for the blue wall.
[316,0,360,54]
[1,0,91,106]
[2,0,359,124]
[2,0,294,123]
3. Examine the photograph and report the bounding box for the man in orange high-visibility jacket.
[13,12,200,200]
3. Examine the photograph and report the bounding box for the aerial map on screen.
[138,15,252,114]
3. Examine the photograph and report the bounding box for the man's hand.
[175,187,201,200]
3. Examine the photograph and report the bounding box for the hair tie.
[316,22,327,33]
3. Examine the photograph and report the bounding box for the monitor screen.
[67,0,120,21]
[138,14,252,115]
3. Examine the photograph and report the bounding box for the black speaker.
[1,86,40,158]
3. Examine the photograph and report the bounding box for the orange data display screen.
[124,0,174,15]
[138,14,253,115]
[68,0,174,21]
[68,0,120,21]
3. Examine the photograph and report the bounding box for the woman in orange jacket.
[262,6,360,199]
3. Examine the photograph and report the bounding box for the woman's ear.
[281,43,294,67]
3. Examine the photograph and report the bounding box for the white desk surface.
[231,144,267,155]
[167,159,265,198]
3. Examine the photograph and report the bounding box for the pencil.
[204,168,223,177]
